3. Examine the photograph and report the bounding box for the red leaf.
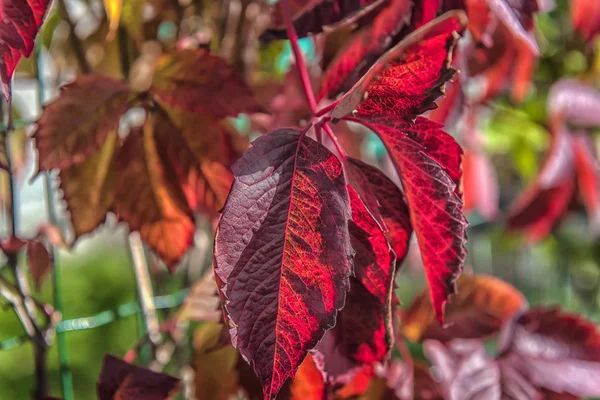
[317,0,413,100]
[26,240,52,291]
[97,354,181,400]
[413,0,443,27]
[34,75,131,171]
[571,0,600,42]
[346,157,412,265]
[214,129,353,399]
[331,11,466,120]
[261,0,387,42]
[0,0,52,98]
[572,133,600,229]
[402,274,526,342]
[151,50,266,117]
[357,117,467,323]
[507,127,576,242]
[314,186,396,380]
[289,356,325,400]
[499,308,600,398]
[463,149,499,220]
[424,339,541,400]
[482,0,539,55]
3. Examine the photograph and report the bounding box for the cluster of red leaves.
[508,79,600,241]
[399,274,600,400]
[215,4,469,398]
[33,50,262,267]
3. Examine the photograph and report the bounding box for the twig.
[57,0,91,74]
[281,0,318,114]
[322,122,347,161]
[128,232,162,349]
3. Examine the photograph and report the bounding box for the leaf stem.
[280,0,318,114]
[322,123,347,161]
[315,100,340,117]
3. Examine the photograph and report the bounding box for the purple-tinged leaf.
[214,129,353,399]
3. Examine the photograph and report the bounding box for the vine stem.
[280,0,318,114]
[1,96,50,399]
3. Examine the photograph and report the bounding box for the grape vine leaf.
[0,0,52,98]
[214,129,353,399]
[34,75,132,171]
[402,274,526,342]
[358,117,467,323]
[261,0,387,42]
[331,10,466,120]
[97,354,180,400]
[151,49,266,116]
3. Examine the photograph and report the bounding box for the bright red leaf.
[97,354,181,400]
[571,0,600,42]
[356,117,467,323]
[317,0,413,100]
[345,157,412,265]
[463,148,499,220]
[331,11,466,120]
[214,128,353,399]
[261,0,387,42]
[507,126,576,242]
[314,186,395,380]
[0,0,52,98]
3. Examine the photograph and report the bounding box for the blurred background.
[1,0,600,398]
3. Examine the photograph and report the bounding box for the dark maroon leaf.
[498,308,600,398]
[424,339,541,400]
[214,129,353,399]
[97,354,180,400]
[261,0,387,42]
[314,186,395,381]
